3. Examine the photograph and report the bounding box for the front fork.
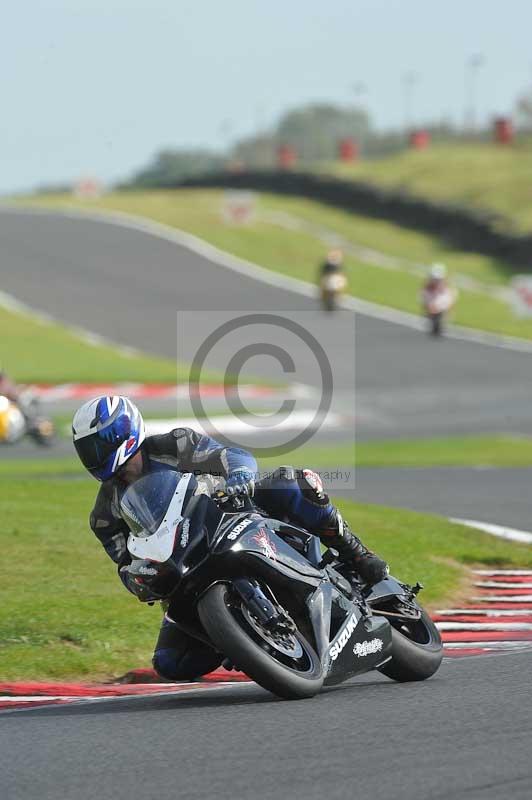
[232,577,295,632]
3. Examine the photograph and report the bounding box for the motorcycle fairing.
[325,613,391,684]
[305,581,392,683]
[127,473,194,563]
[214,518,324,580]
[364,575,411,605]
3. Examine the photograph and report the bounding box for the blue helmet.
[72,396,146,481]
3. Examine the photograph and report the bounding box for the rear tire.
[430,313,443,336]
[198,582,323,700]
[378,609,443,682]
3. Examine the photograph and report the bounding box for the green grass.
[1,471,531,681]
[354,434,532,468]
[320,138,532,234]
[262,194,510,285]
[9,433,532,478]
[17,189,532,341]
[0,304,181,384]
[0,457,84,478]
[261,434,532,469]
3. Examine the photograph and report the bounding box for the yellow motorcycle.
[0,394,55,446]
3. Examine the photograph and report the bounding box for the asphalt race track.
[3,208,532,439]
[4,208,532,522]
[1,652,531,800]
[2,208,532,799]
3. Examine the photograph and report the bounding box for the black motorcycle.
[120,471,443,700]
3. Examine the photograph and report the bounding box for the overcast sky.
[2,0,530,193]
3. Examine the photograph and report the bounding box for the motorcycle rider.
[319,248,345,280]
[421,263,456,336]
[0,368,23,405]
[0,367,48,438]
[318,249,347,311]
[73,395,388,681]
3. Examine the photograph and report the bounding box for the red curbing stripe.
[30,383,281,401]
[0,682,243,712]
[200,670,248,682]
[0,682,196,697]
[443,648,487,657]
[0,669,250,699]
[119,667,249,685]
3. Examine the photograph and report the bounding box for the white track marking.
[32,383,311,402]
[475,581,532,589]
[450,518,532,544]
[471,595,532,602]
[145,410,343,437]
[4,204,532,354]
[473,570,532,576]
[437,622,532,631]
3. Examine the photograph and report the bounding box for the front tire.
[378,609,443,682]
[198,582,323,700]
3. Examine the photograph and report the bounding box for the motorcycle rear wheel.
[378,609,443,682]
[198,582,323,700]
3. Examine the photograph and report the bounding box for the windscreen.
[120,471,181,535]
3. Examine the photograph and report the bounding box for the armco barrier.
[171,170,532,270]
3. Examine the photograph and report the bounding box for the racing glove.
[225,467,256,497]
[120,559,176,602]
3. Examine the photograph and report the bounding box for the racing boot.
[294,468,388,586]
[321,511,388,586]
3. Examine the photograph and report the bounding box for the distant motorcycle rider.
[0,368,23,405]
[318,248,346,280]
[73,395,387,681]
[421,263,456,336]
[318,249,347,312]
[0,368,51,440]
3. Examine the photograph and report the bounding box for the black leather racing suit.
[89,427,382,681]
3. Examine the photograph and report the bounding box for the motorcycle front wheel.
[198,582,323,700]
[378,608,443,682]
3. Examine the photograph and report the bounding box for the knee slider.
[297,468,330,507]
[153,648,180,681]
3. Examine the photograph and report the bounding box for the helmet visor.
[74,431,125,475]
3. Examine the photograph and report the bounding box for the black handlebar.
[211,490,256,513]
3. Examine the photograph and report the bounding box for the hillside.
[320,138,532,234]
[16,189,532,341]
